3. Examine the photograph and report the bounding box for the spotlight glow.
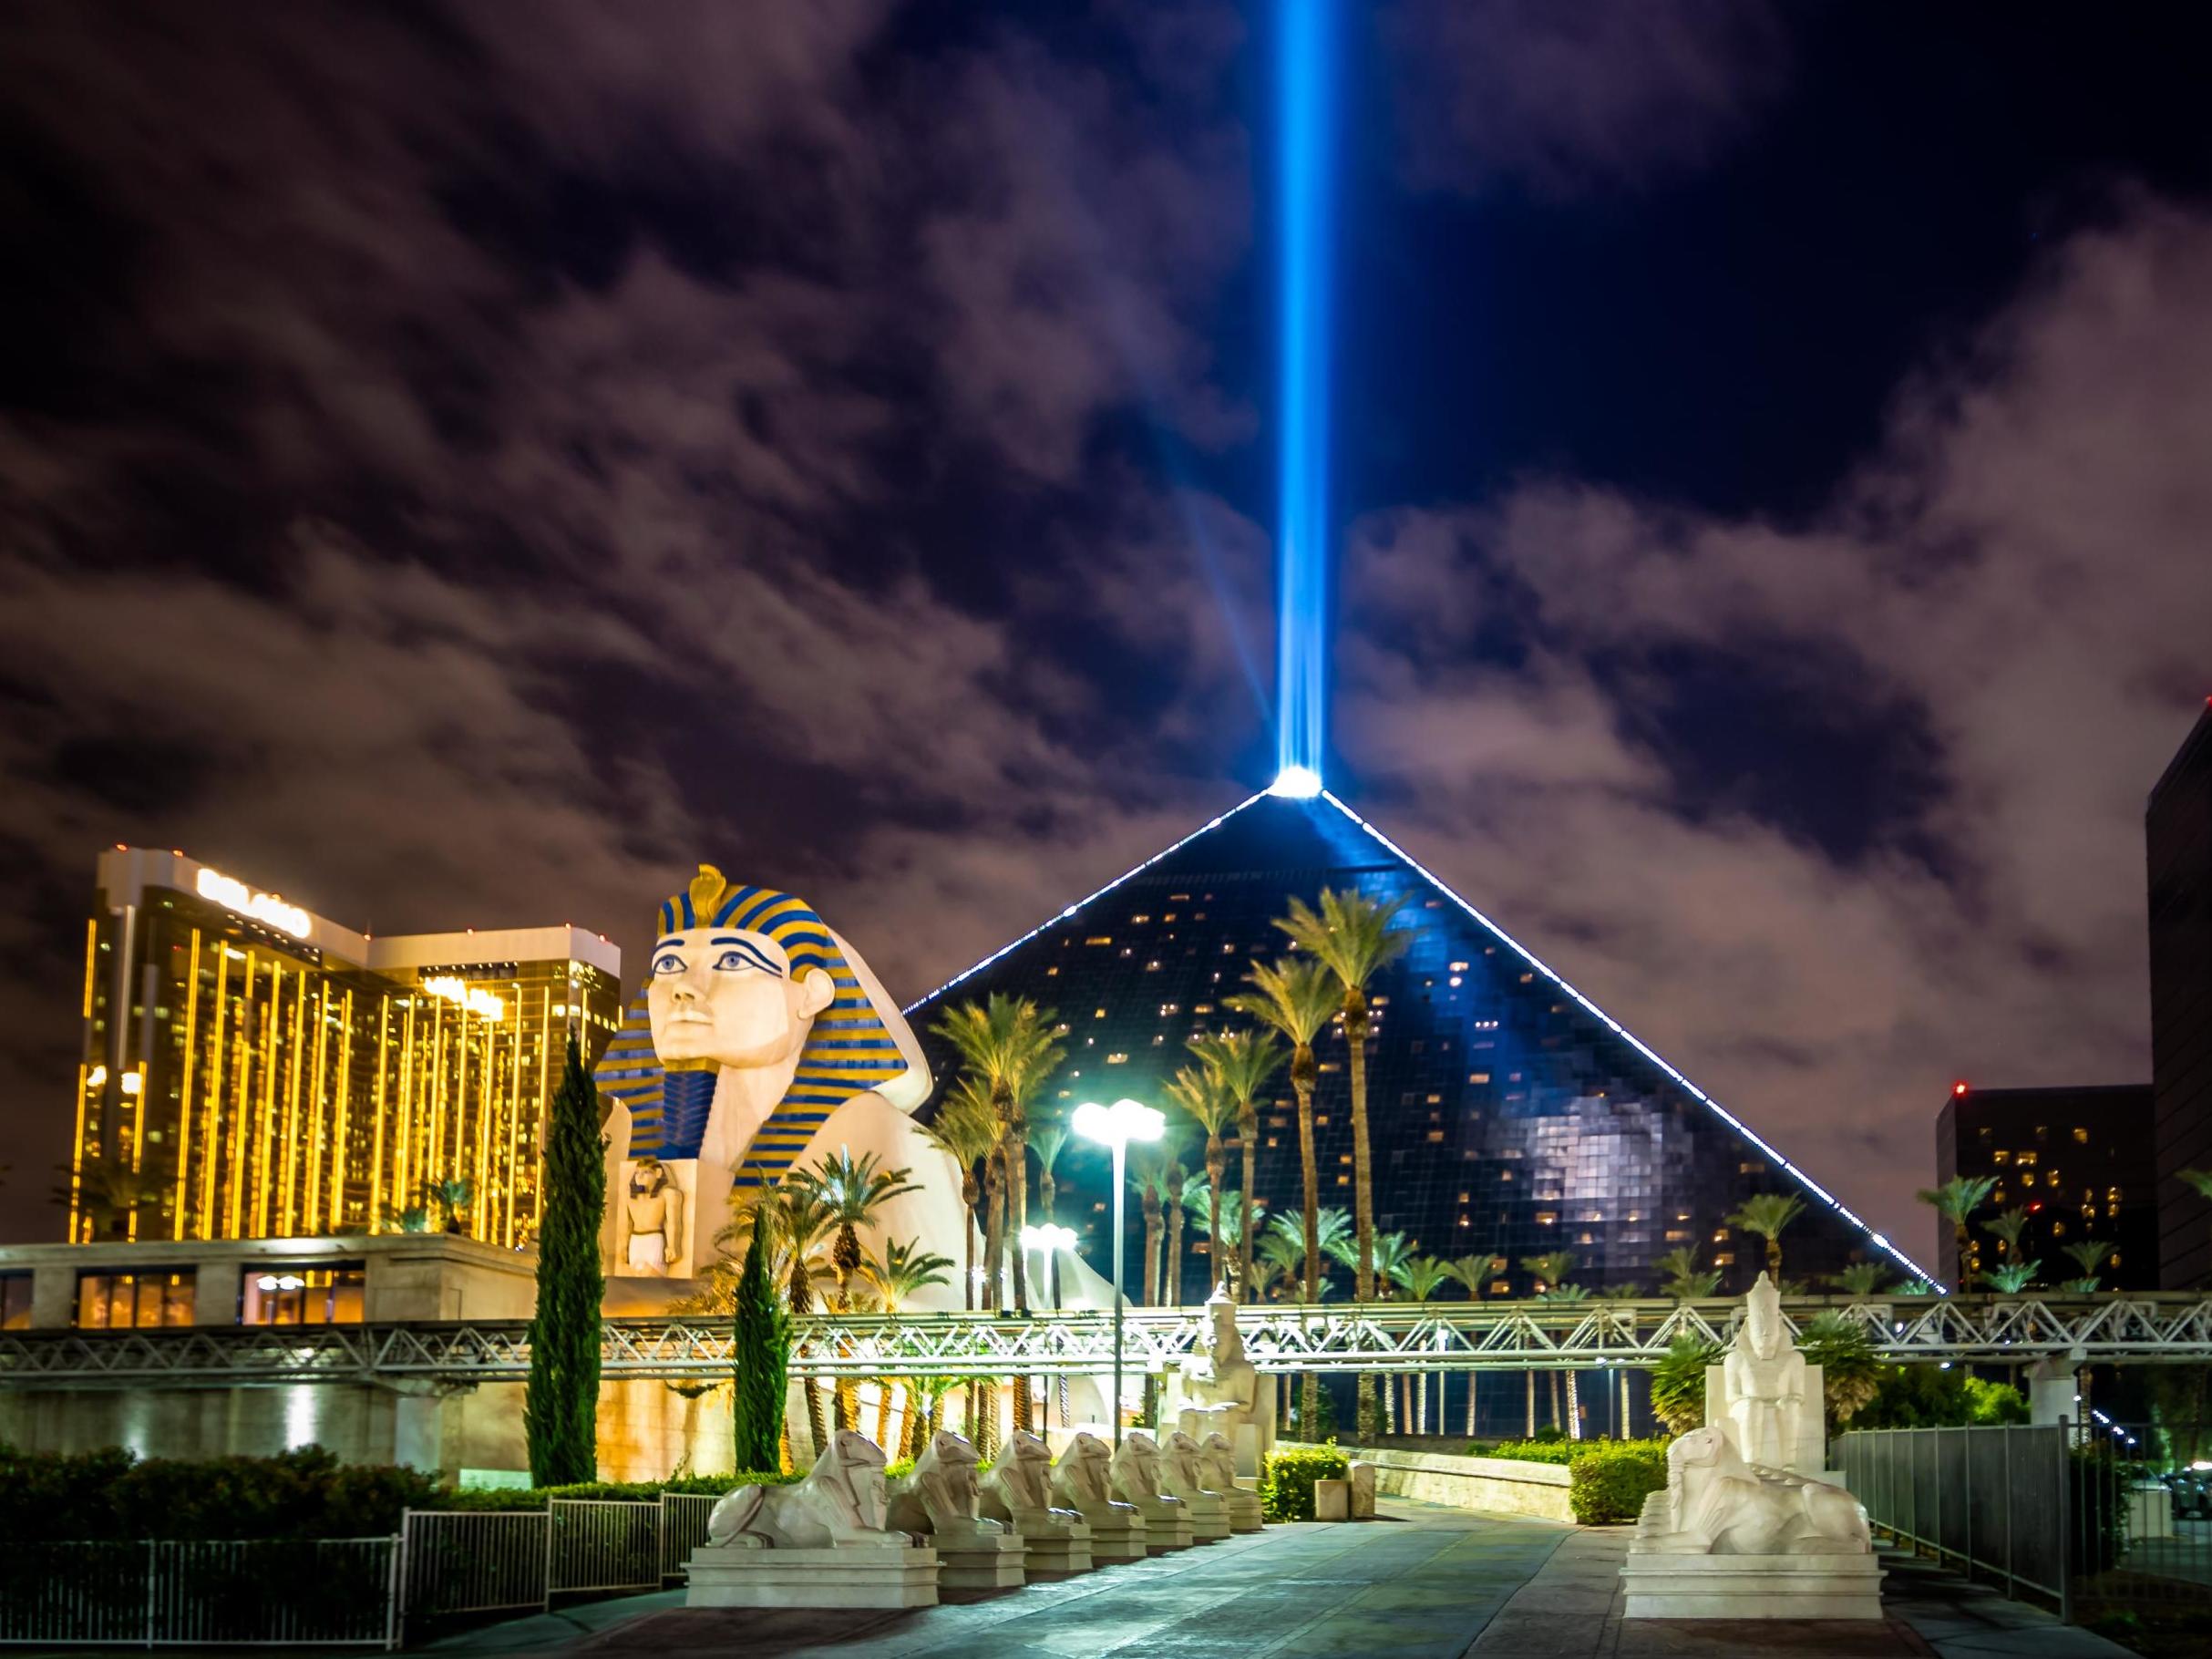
[1270,764,1323,799]
[1274,0,1332,787]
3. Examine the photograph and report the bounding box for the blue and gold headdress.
[593,865,911,1189]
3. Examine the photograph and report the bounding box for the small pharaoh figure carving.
[1723,1272,1810,1470]
[619,1156,685,1275]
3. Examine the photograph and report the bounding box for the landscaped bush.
[0,1445,443,1542]
[1466,1435,1671,1468]
[1259,1442,1350,1522]
[1565,1442,1671,1525]
[0,1443,798,1536]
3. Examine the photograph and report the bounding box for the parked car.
[2157,1468,2211,1520]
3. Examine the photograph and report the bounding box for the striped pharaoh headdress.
[593,865,912,1190]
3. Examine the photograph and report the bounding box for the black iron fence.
[1836,1417,2212,1627]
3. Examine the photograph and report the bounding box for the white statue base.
[1065,1500,1147,1564]
[1126,1495,1194,1553]
[1220,1484,1264,1533]
[1622,1494,1883,1620]
[977,1431,1095,1578]
[933,1527,1026,1591]
[684,1542,939,1610]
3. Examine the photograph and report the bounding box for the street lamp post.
[1073,1097,1164,1446]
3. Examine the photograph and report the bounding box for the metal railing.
[548,1500,660,1598]
[2067,1417,2212,1622]
[397,1510,547,1622]
[658,1494,719,1582]
[1835,1422,2071,1616]
[0,1538,398,1648]
[8,1293,2212,1386]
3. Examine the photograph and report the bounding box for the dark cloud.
[1385,0,1789,197]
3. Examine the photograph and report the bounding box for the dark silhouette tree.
[526,1034,605,1487]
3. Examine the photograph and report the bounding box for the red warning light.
[1951,1080,1969,1097]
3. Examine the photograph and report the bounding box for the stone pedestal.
[1620,1490,1883,1620]
[1220,1483,1264,1533]
[1313,1479,1350,1520]
[684,1542,939,1610]
[976,1502,1093,1578]
[1065,1502,1148,1564]
[933,1527,1026,1591]
[1348,1462,1376,1520]
[1171,1489,1231,1542]
[1125,1495,1194,1553]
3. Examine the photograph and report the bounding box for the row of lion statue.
[706,1425,1251,1551]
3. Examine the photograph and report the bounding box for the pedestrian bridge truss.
[5,1294,2212,1389]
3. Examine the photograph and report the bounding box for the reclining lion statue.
[1053,1431,1135,1517]
[884,1430,1005,1538]
[1647,1427,1868,1556]
[979,1430,1085,1530]
[706,1430,907,1549]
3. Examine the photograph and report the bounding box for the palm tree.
[1190,1029,1286,1303]
[1394,1255,1452,1434]
[1271,1204,1354,1283]
[425,1174,473,1236]
[931,994,1065,1313]
[1164,1065,1238,1297]
[1440,1254,1501,1433]
[1520,1251,1579,1437]
[1656,1246,1721,1301]
[1162,1159,1195,1308]
[921,1081,998,1312]
[1227,957,1343,1312]
[2063,1239,2114,1291]
[1257,1227,1309,1297]
[1188,1185,1267,1278]
[1981,1206,2031,1267]
[1725,1193,1805,1280]
[797,1149,921,1313]
[863,1237,953,1313]
[1029,1119,1070,1224]
[1916,1175,1999,1287]
[1986,1260,2039,1293]
[1833,1262,1887,1300]
[1130,1143,1168,1305]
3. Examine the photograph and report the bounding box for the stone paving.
[431,1500,2133,1659]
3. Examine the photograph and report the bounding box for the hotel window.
[1992,1149,2010,1164]
[76,1270,194,1329]
[1,1273,32,1330]
[242,1263,365,1326]
[2072,1127,2088,1143]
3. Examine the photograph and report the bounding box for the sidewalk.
[1467,1526,2135,1658]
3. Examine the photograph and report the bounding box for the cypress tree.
[526,1033,605,1487]
[732,1221,790,1471]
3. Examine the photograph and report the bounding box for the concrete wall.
[1307,1443,1576,1524]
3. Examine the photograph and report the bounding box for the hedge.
[1565,1442,1670,1524]
[1466,1436,1671,1468]
[0,1444,793,1538]
[1259,1442,1350,1522]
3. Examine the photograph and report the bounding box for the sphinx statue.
[882,1429,1025,1588]
[705,1430,905,1550]
[1200,1430,1265,1532]
[1159,1430,1233,1541]
[1643,1428,1869,1556]
[1050,1431,1148,1565]
[1109,1429,1194,1552]
[1620,1275,1880,1620]
[978,1430,1094,1578]
[594,866,968,1289]
[1164,1284,1274,1475]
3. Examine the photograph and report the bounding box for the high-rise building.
[2150,702,2212,1289]
[1932,1082,2158,1289]
[71,848,622,1249]
[907,790,1930,1306]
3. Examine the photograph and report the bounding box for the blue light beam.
[1274,0,1332,790]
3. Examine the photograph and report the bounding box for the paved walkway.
[429,1502,2133,1659]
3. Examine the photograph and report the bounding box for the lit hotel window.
[242,1264,365,1325]
[2073,1127,2089,1143]
[76,1270,194,1329]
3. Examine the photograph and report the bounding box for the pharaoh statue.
[594,866,968,1291]
[616,1156,684,1275]
[1715,1272,1818,1474]
[1165,1283,1272,1475]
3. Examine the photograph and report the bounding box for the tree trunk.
[1525,1371,1535,1438]
[1345,997,1379,1437]
[1205,1139,1226,1298]
[1041,1169,1056,1224]
[1466,1372,1477,1437]
[1292,1050,1321,1436]
[1009,1123,1031,1313]
[962,1172,980,1311]
[1765,1235,1782,1278]
[1237,1103,1259,1304]
[1550,1371,1563,1432]
[1165,1190,1184,1308]
[1567,1371,1581,1440]
[983,1148,1007,1311]
[1143,1200,1164,1307]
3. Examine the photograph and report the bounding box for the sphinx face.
[646,924,834,1067]
[931,1431,980,1472]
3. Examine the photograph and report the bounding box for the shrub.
[1470,1435,1671,1469]
[0,1446,443,1542]
[1567,1442,1670,1525]
[432,1472,794,1512]
[1260,1442,1350,1522]
[1797,1313,1882,1429]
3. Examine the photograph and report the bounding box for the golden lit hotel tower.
[71,848,622,1248]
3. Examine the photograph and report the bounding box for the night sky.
[4,2,2210,1257]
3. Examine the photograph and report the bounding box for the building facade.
[1933,1082,2158,1289]
[71,848,622,1252]
[906,790,1931,1310]
[2150,704,2212,1289]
